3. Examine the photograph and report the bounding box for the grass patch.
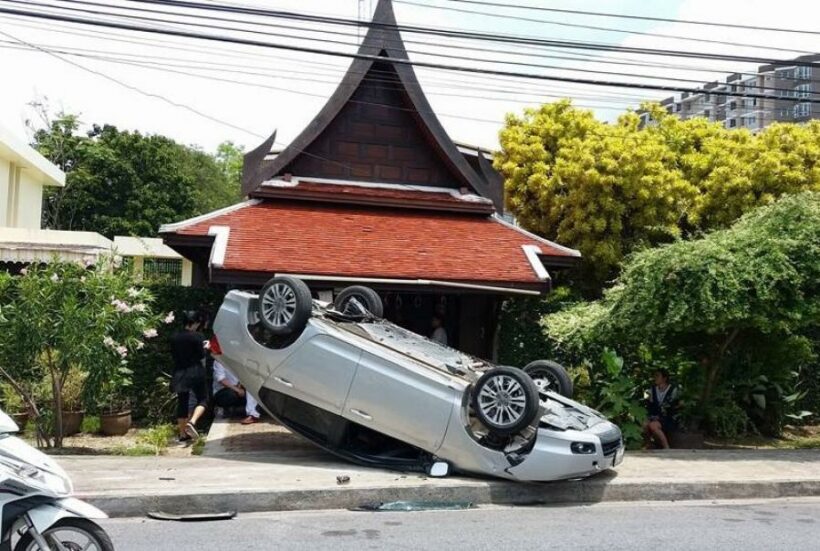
[191,435,206,456]
[81,415,101,434]
[110,444,158,456]
[136,424,176,455]
[707,425,820,450]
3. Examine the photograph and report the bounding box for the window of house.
[793,102,811,118]
[729,119,737,128]
[795,66,812,80]
[143,258,183,285]
[704,109,711,118]
[796,83,812,98]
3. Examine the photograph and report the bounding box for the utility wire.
[0,40,643,110]
[0,25,362,172]
[395,0,814,55]
[3,4,819,104]
[442,0,820,36]
[19,0,813,92]
[126,0,820,67]
[8,2,815,86]
[0,14,665,102]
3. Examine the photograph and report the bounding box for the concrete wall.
[0,160,45,230]
[0,158,9,227]
[16,169,44,229]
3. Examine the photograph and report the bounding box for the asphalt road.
[100,498,820,550]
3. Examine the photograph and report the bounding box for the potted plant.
[0,382,28,429]
[99,391,132,436]
[59,367,86,436]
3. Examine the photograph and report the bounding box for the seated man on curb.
[212,359,260,425]
[642,369,680,449]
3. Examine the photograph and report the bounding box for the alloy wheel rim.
[261,283,297,328]
[477,374,527,427]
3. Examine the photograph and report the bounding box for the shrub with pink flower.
[0,256,161,447]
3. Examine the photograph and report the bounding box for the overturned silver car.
[211,277,623,481]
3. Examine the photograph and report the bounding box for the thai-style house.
[160,0,580,358]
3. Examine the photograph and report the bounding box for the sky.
[0,0,818,154]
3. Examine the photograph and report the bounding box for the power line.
[18,0,813,92]
[127,0,820,67]
[3,3,819,104]
[0,13,665,102]
[9,1,816,90]
[395,0,814,55]
[442,0,820,36]
[0,39,643,110]
[1,37,669,145]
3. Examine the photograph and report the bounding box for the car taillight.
[209,335,223,356]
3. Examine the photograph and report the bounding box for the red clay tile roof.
[171,201,577,287]
[251,180,495,214]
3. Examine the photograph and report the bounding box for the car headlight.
[570,442,597,454]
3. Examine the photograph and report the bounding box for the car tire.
[334,285,384,318]
[257,276,313,336]
[523,360,573,398]
[471,366,540,435]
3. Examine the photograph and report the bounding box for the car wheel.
[523,360,573,398]
[472,366,539,435]
[257,276,313,335]
[334,285,384,318]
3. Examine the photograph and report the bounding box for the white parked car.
[211,277,624,481]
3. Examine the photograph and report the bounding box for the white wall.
[15,169,44,229]
[0,161,46,230]
[0,158,9,227]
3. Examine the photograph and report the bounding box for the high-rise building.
[639,54,819,130]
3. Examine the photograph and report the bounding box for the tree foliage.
[0,259,163,447]
[544,193,820,433]
[31,112,242,237]
[495,100,820,289]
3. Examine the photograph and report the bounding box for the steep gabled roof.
[241,0,492,201]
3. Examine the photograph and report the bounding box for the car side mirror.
[428,461,449,478]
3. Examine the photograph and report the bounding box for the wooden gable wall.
[282,61,465,189]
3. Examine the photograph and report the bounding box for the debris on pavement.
[147,511,236,522]
[351,501,475,512]
[336,475,351,485]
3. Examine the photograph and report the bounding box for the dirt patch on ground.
[705,425,820,450]
[24,428,193,457]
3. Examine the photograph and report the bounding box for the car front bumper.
[506,422,624,481]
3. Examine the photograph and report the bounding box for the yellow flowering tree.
[495,100,820,290]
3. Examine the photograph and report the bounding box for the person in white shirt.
[430,314,448,346]
[212,360,260,425]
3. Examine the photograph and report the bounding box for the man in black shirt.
[170,311,208,443]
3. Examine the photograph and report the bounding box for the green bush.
[497,286,579,367]
[589,350,647,448]
[0,259,161,447]
[545,193,820,436]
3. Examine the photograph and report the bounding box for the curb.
[81,478,820,518]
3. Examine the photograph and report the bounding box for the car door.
[267,333,362,415]
[343,349,458,452]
